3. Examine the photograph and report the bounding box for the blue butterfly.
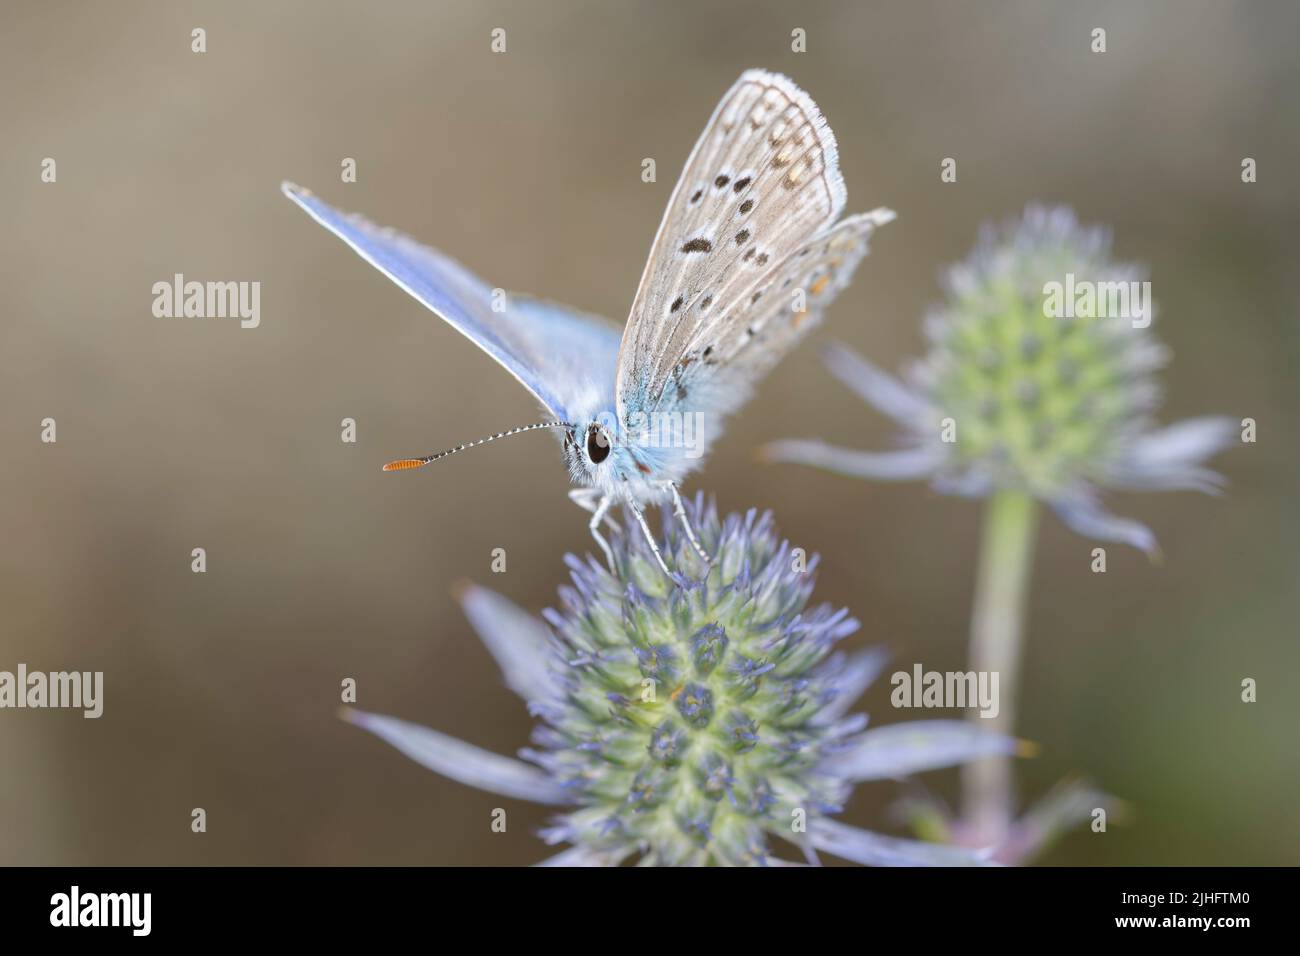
[283,69,893,573]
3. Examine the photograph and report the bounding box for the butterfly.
[283,69,893,574]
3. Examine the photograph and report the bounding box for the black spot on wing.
[681,237,713,254]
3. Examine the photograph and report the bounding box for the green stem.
[961,489,1039,845]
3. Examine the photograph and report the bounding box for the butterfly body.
[284,69,893,572]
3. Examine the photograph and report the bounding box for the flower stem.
[961,489,1039,845]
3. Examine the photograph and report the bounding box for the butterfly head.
[565,413,678,501]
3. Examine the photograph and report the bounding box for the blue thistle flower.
[344,497,1017,866]
[762,205,1236,553]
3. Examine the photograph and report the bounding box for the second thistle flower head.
[917,206,1164,497]
[343,498,1015,866]
[765,205,1236,552]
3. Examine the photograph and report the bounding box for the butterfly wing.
[666,209,894,416]
[282,182,620,424]
[614,70,886,425]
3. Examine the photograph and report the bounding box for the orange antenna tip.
[382,458,429,472]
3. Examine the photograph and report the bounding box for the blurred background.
[1,0,1296,865]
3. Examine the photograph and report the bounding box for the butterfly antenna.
[382,421,574,472]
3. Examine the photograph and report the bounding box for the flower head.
[763,205,1236,552]
[345,497,1016,866]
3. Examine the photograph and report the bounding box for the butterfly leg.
[628,501,672,576]
[569,488,618,569]
[569,487,622,531]
[665,481,711,564]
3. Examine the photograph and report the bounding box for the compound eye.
[586,425,611,464]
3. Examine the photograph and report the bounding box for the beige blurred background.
[1,0,1297,865]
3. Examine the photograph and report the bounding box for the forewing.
[283,182,620,423]
[615,70,850,419]
[664,211,893,420]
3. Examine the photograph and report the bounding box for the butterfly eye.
[586,425,611,464]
